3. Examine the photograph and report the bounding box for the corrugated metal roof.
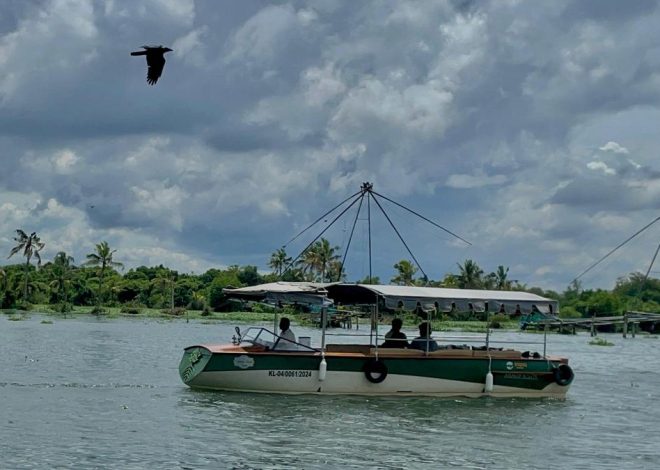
[354,284,552,302]
[224,281,336,295]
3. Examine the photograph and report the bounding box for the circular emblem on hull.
[234,355,255,369]
[506,361,514,371]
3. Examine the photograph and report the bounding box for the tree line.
[2,230,659,317]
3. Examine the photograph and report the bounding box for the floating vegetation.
[41,320,53,324]
[7,315,23,321]
[589,337,614,346]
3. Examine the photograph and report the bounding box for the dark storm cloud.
[561,0,658,23]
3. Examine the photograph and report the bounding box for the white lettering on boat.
[503,373,537,380]
[268,370,312,378]
[233,355,255,369]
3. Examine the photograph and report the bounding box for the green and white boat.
[180,183,573,397]
[179,283,574,398]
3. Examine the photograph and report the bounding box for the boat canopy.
[223,282,336,306]
[225,282,558,314]
[326,284,558,315]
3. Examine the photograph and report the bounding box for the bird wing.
[146,54,166,85]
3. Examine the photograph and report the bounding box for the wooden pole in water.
[590,308,596,337]
[632,322,637,338]
[623,313,628,338]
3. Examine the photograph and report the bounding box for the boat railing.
[323,329,548,356]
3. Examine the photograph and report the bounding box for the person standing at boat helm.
[381,318,408,348]
[274,317,297,350]
[409,321,438,352]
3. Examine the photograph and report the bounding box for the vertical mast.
[366,184,373,284]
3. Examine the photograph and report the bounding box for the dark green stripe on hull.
[184,350,562,391]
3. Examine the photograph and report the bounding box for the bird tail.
[130,51,147,56]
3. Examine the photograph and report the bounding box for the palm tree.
[84,241,123,307]
[456,259,484,289]
[8,230,45,302]
[493,265,511,290]
[439,273,459,288]
[268,247,292,277]
[300,238,341,282]
[327,259,346,282]
[153,272,176,310]
[313,239,340,282]
[391,259,418,285]
[49,252,75,304]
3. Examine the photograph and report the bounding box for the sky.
[2,0,660,291]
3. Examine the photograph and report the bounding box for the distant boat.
[179,283,574,398]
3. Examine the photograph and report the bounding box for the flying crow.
[130,45,173,85]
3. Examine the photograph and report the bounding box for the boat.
[179,283,574,397]
[180,183,574,397]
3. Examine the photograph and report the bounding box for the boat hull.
[179,345,572,398]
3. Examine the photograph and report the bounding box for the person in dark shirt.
[381,318,408,348]
[409,321,438,352]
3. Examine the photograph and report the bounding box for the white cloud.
[52,149,80,173]
[445,173,508,189]
[173,26,208,66]
[599,141,629,154]
[226,4,302,64]
[586,161,616,175]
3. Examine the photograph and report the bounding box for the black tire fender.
[363,358,388,384]
[553,364,574,386]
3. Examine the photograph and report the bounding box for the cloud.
[2,1,660,291]
[599,141,629,154]
[586,161,616,175]
[445,173,508,189]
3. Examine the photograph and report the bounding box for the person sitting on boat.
[381,318,408,348]
[409,322,438,352]
[273,317,297,351]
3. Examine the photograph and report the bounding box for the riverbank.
[1,305,521,332]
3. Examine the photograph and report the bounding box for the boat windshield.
[238,327,318,352]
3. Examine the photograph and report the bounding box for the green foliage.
[589,337,614,346]
[575,290,624,316]
[161,307,186,316]
[53,302,74,313]
[489,313,509,324]
[120,302,143,315]
[391,260,418,285]
[357,275,380,284]
[3,230,660,323]
[208,269,242,310]
[558,306,582,319]
[456,259,484,289]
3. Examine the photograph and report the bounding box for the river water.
[1,314,659,469]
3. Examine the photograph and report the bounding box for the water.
[1,314,659,469]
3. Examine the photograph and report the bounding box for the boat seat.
[428,349,474,357]
[326,344,374,354]
[370,348,425,356]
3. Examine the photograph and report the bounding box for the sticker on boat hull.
[268,370,312,378]
[234,355,255,369]
[506,361,514,371]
